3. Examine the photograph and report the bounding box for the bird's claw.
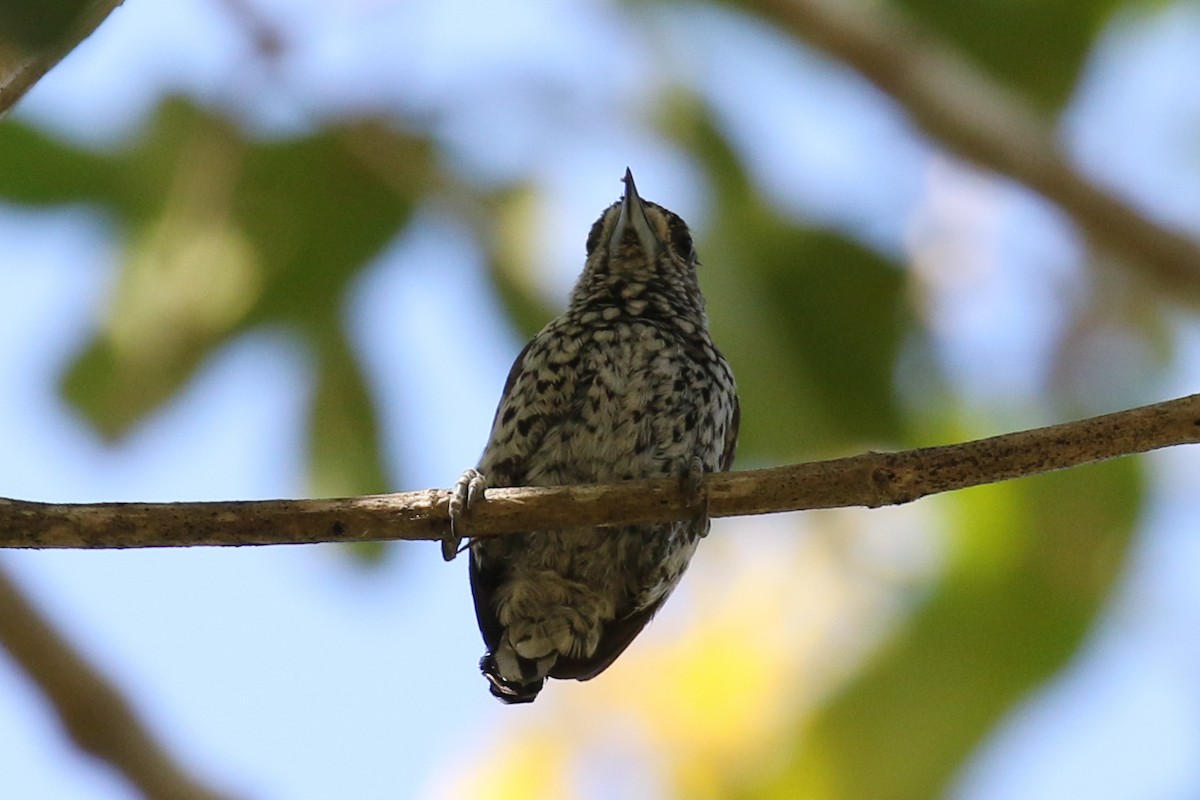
[444,468,488,561]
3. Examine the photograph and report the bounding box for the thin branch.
[0,394,1197,549]
[0,562,234,799]
[750,0,1200,299]
[0,0,126,118]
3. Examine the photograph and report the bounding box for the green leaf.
[0,121,120,205]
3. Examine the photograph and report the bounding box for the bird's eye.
[667,216,694,261]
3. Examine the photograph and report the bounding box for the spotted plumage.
[446,169,739,703]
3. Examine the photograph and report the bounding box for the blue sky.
[2,1,1200,798]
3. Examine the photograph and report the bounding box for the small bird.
[446,169,739,704]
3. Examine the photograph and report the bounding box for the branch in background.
[0,0,126,118]
[0,563,234,800]
[1,394,1197,549]
[752,0,1200,298]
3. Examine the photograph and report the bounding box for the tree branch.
[749,0,1200,299]
[0,0,126,118]
[0,394,1197,549]
[0,562,233,799]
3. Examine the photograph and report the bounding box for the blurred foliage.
[0,0,1169,796]
[0,98,431,496]
[0,0,93,50]
[759,459,1142,799]
[660,106,912,459]
[486,183,566,338]
[896,0,1127,109]
[700,121,909,455]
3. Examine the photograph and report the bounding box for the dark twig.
[0,0,126,117]
[0,563,233,799]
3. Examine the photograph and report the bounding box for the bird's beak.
[609,168,660,260]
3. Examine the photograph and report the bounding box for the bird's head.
[583,168,698,277]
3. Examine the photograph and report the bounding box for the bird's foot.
[444,468,487,561]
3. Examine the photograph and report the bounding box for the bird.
[445,169,739,704]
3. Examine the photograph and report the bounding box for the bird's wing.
[721,394,740,472]
[468,546,506,655]
[547,593,669,681]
